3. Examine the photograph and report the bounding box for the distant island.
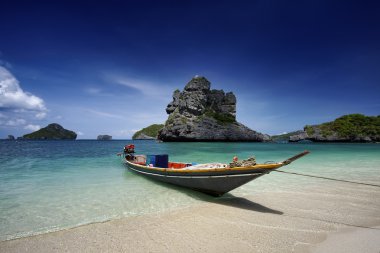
[22,123,77,140]
[6,135,15,140]
[272,114,380,143]
[132,124,164,140]
[97,135,112,140]
[131,78,379,143]
[135,114,379,143]
[157,76,269,142]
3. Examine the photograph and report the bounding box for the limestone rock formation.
[289,131,309,142]
[270,131,306,143]
[23,123,77,140]
[158,76,269,142]
[133,133,156,140]
[97,135,112,140]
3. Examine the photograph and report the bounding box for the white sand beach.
[1,181,379,253]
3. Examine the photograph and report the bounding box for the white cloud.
[0,66,49,132]
[24,124,41,132]
[6,118,26,126]
[84,87,113,97]
[0,66,46,111]
[77,131,84,136]
[107,74,173,99]
[84,87,102,95]
[86,109,125,119]
[35,112,47,119]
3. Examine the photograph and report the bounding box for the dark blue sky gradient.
[1,0,379,138]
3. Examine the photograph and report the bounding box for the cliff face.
[158,77,269,142]
[289,114,380,142]
[23,123,77,140]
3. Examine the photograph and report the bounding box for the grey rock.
[357,136,372,142]
[97,135,112,140]
[158,76,268,142]
[289,131,309,142]
[179,91,208,116]
[6,135,15,140]
[207,90,237,117]
[184,76,210,92]
[133,133,156,140]
[166,89,181,114]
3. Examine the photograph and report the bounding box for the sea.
[0,140,379,241]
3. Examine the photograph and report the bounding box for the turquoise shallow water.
[0,140,379,241]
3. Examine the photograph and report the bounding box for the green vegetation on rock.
[132,124,164,139]
[289,114,380,142]
[165,113,176,126]
[304,125,315,136]
[271,131,301,142]
[23,123,77,140]
[204,109,236,124]
[315,114,380,138]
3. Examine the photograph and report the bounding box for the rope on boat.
[275,170,380,188]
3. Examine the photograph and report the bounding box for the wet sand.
[310,226,380,253]
[1,181,379,253]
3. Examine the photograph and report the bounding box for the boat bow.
[122,150,310,196]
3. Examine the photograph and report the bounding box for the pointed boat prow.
[282,150,310,165]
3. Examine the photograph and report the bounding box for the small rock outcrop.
[23,123,77,140]
[133,133,156,140]
[97,135,112,140]
[288,114,380,142]
[289,131,309,142]
[270,131,306,143]
[132,124,164,140]
[158,76,269,142]
[6,135,15,140]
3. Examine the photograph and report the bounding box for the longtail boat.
[121,145,310,196]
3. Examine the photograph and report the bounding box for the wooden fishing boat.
[122,146,309,196]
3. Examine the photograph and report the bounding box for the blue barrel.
[155,154,169,168]
[147,155,156,166]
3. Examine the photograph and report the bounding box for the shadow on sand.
[123,169,283,215]
[209,194,284,215]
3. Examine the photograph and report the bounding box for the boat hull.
[125,161,269,196]
[121,150,310,196]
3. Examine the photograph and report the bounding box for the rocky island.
[23,123,77,140]
[97,135,112,140]
[274,114,380,143]
[158,76,269,142]
[5,135,15,140]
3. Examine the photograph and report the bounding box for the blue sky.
[0,0,379,139]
